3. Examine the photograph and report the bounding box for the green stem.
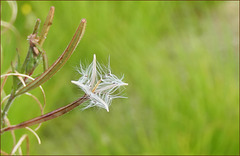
[42,52,49,71]
[1,91,16,127]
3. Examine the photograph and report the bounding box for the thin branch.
[1,95,88,133]
[1,94,10,106]
[25,127,41,144]
[11,134,27,155]
[1,71,11,94]
[38,6,55,70]
[5,117,16,146]
[25,135,30,155]
[38,6,55,46]
[18,146,23,155]
[32,19,41,35]
[1,73,46,122]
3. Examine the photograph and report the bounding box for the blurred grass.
[1,1,239,155]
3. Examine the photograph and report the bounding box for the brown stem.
[1,95,88,134]
[38,6,55,46]
[26,135,30,155]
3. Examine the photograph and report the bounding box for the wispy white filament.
[72,54,128,112]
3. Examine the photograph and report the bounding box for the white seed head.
[72,54,128,112]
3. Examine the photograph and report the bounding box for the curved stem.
[1,95,88,134]
[1,91,16,126]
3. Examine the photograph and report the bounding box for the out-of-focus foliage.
[1,1,239,155]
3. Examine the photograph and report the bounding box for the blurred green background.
[1,1,239,155]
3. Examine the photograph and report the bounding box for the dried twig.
[11,134,27,155]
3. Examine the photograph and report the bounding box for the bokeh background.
[1,1,239,155]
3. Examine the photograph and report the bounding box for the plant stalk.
[1,95,88,134]
[15,18,87,96]
[1,91,16,127]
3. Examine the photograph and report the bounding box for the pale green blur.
[1,1,239,155]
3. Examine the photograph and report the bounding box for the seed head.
[71,54,128,112]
